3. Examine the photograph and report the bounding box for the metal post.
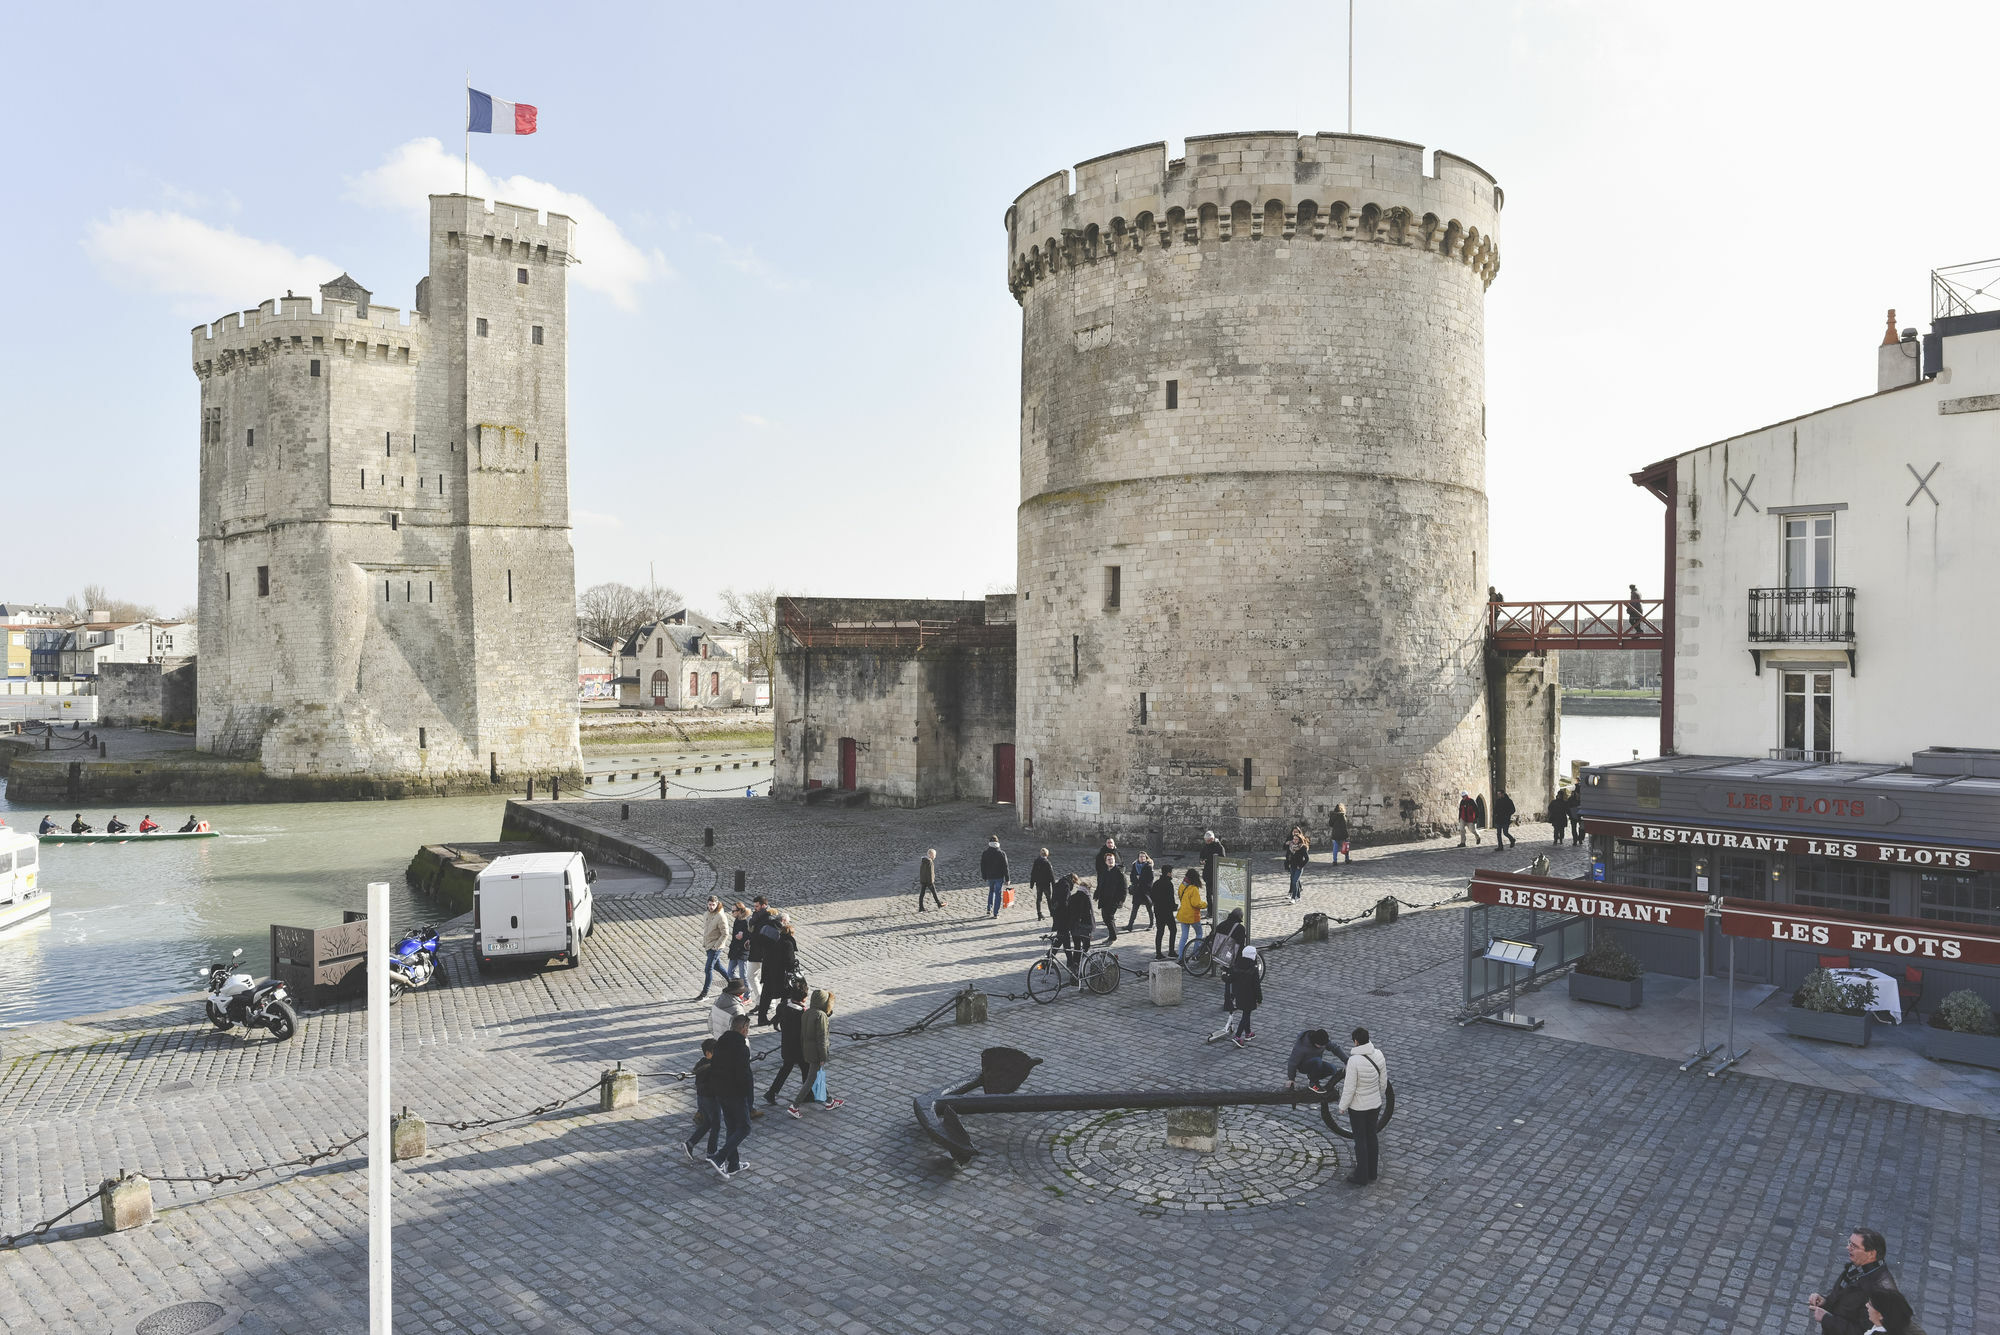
[552,774,560,801]
[367,881,391,1333]
[659,775,666,800]
[1709,935,1753,1077]
[1681,906,1722,1071]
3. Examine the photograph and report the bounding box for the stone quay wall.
[1007,132,1503,844]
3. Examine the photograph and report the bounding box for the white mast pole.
[367,881,391,1333]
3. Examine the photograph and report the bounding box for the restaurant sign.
[1468,872,1708,931]
[1581,817,2000,872]
[1719,901,2000,967]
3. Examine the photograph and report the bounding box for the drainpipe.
[1631,458,1677,757]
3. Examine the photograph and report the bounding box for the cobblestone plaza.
[1,800,1991,1333]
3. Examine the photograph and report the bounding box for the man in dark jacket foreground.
[707,1015,755,1179]
[1029,848,1056,919]
[979,836,1010,918]
[1808,1229,1898,1335]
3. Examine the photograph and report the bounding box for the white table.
[1830,967,1903,1024]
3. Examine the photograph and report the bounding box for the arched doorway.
[650,670,669,706]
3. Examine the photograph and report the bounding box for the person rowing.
[70,814,96,834]
[138,815,159,834]
[105,815,130,834]
[39,814,59,835]
[178,815,201,833]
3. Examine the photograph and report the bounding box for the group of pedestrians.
[1805,1228,1925,1333]
[1545,786,1584,845]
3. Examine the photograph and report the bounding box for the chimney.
[1877,308,1920,392]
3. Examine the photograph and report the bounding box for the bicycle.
[1026,933,1120,1003]
[1180,929,1269,981]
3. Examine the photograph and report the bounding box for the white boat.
[0,826,51,930]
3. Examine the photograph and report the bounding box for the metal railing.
[1769,748,1841,764]
[776,599,1012,651]
[1488,599,1665,649]
[1746,587,1855,643]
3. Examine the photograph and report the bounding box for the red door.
[993,743,1016,804]
[838,737,857,790]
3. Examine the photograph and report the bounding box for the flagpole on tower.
[1347,0,1354,133]
[464,69,471,195]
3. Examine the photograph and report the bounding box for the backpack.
[1214,933,1240,967]
[758,922,784,944]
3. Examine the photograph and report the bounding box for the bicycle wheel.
[1026,957,1065,1004]
[1083,951,1119,995]
[1180,936,1215,978]
[1319,1082,1396,1138]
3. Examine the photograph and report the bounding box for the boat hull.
[37,831,219,844]
[0,894,51,930]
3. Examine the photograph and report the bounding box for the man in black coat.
[1548,789,1571,846]
[1808,1229,1898,1335]
[1061,875,1093,971]
[1094,857,1127,945]
[1200,831,1227,921]
[745,896,776,1006]
[1493,791,1518,848]
[706,1015,755,1177]
[1094,837,1118,881]
[1124,853,1155,932]
[1149,864,1178,960]
[1029,847,1056,919]
[979,836,1010,918]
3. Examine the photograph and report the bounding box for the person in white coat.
[1339,1026,1387,1186]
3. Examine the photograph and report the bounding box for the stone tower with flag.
[191,194,582,791]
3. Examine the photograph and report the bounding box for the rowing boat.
[37,829,220,844]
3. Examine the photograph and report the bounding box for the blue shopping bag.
[810,1069,828,1102]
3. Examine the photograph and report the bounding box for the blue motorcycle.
[386,924,443,1000]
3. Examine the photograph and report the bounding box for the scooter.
[199,947,299,1041]
[386,924,443,999]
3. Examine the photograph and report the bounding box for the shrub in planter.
[1926,989,2000,1070]
[1785,968,1875,1047]
[1569,938,1643,1008]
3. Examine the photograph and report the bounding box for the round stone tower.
[1006,132,1503,844]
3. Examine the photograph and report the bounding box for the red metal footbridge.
[1488,600,1666,651]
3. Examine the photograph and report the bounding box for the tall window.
[1793,855,1890,916]
[257,566,270,597]
[1783,514,1834,588]
[1609,840,1694,892]
[710,671,720,696]
[655,638,663,658]
[689,671,699,697]
[1104,566,1121,610]
[1780,671,1834,759]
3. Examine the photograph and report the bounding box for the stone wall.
[1008,133,1503,845]
[1485,647,1561,821]
[95,659,196,728]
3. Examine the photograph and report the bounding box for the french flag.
[468,88,537,136]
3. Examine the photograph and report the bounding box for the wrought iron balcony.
[1747,587,1855,643]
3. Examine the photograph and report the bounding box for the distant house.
[619,610,749,709]
[57,624,136,679]
[0,603,66,626]
[96,621,197,665]
[577,636,619,703]
[4,628,26,678]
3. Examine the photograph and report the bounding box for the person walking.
[1456,792,1481,846]
[1339,1026,1388,1186]
[916,848,943,911]
[763,979,810,1109]
[1094,837,1118,881]
[1214,908,1247,1012]
[682,1038,722,1163]
[1859,1292,1917,1335]
[726,902,753,988]
[1284,1029,1344,1092]
[1199,831,1227,920]
[1548,788,1572,846]
[1569,794,1585,846]
[980,836,1010,918]
[1492,791,1518,849]
[1176,870,1207,958]
[1627,582,1646,633]
[1329,804,1352,866]
[1029,847,1056,920]
[745,896,776,1008]
[1094,856,1127,945]
[792,987,845,1115]
[709,978,752,1039]
[757,918,800,1026]
[1807,1229,1899,1335]
[1228,946,1263,1047]
[707,1014,755,1179]
[1150,863,1179,959]
[694,895,729,1000]
[1125,851,1155,932]
[1063,875,1095,972]
[1284,827,1311,901]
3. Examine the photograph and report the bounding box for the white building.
[618,611,749,710]
[97,621,197,666]
[1645,303,2000,763]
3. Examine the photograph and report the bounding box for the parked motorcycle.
[199,947,299,1041]
[386,924,443,999]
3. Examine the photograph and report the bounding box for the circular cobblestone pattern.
[1047,1107,1340,1212]
[134,1303,227,1335]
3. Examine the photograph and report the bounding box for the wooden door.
[993,743,1015,804]
[837,737,857,790]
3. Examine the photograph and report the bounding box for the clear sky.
[9,2,1997,618]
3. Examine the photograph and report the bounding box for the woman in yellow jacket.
[1175,870,1207,959]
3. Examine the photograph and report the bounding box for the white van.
[473,851,596,972]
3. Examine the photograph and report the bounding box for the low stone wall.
[406,841,557,915]
[499,801,681,887]
[3,756,528,804]
[96,660,196,729]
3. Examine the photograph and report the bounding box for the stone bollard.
[1302,911,1328,943]
[1165,1107,1219,1153]
[704,827,715,847]
[99,1172,153,1232]
[954,988,988,1025]
[391,1109,428,1162]
[621,803,630,820]
[1374,896,1399,926]
[1147,960,1183,1006]
[599,1065,638,1112]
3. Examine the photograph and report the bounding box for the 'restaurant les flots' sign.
[1469,871,2000,967]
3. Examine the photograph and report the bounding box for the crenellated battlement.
[1004,131,1503,301]
[426,193,576,263]
[191,296,428,373]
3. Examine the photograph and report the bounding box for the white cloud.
[699,234,799,292]
[82,211,338,317]
[570,509,624,530]
[739,414,772,428]
[346,139,671,310]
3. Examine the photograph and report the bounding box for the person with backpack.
[745,896,776,1006]
[1029,847,1056,919]
[1125,851,1156,932]
[1150,863,1179,960]
[1176,870,1207,958]
[916,848,942,911]
[1063,875,1095,972]
[980,835,1011,918]
[757,918,800,1026]
[1340,1026,1388,1186]
[1284,828,1311,901]
[707,1014,755,1180]
[1094,855,1127,945]
[1456,792,1481,846]
[682,1038,722,1163]
[1213,908,1247,1011]
[792,988,845,1115]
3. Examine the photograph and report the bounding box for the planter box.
[1784,1007,1873,1047]
[1925,1026,2000,1071]
[1569,971,1643,1009]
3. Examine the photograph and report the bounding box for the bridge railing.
[1488,599,1665,649]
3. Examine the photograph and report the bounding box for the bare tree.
[719,586,779,679]
[576,582,654,647]
[72,584,159,624]
[637,580,684,625]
